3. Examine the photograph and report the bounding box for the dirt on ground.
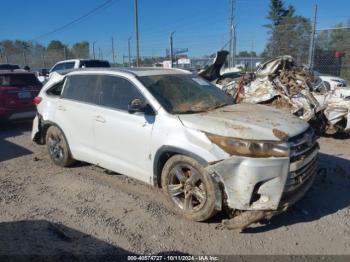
[0,120,349,256]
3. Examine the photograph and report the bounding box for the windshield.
[138,74,234,114]
[0,73,41,86]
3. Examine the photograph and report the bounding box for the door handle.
[58,105,66,111]
[95,115,106,123]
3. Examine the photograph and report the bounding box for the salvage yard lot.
[0,120,349,255]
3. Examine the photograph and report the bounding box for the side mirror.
[128,98,147,113]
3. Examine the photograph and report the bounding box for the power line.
[32,0,115,41]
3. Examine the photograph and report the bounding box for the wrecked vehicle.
[32,67,318,229]
[200,52,350,135]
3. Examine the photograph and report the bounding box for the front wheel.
[161,155,219,221]
[46,126,75,167]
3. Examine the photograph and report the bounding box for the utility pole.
[99,48,103,60]
[250,40,254,72]
[23,51,27,66]
[92,41,97,59]
[134,0,140,67]
[42,51,46,68]
[228,0,235,68]
[111,37,116,64]
[169,31,175,68]
[308,4,318,69]
[63,46,67,60]
[128,37,132,66]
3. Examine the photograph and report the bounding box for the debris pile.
[200,51,350,134]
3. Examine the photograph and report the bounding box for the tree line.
[262,0,350,79]
[0,40,89,68]
[0,0,349,78]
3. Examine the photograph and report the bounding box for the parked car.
[0,64,20,70]
[49,59,111,75]
[31,68,318,228]
[33,68,50,83]
[0,70,42,121]
[314,71,347,90]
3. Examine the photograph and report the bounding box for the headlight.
[206,133,289,158]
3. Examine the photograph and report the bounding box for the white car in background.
[315,71,347,90]
[49,59,110,77]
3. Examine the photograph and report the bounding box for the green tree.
[71,41,89,58]
[262,0,311,64]
[47,40,64,51]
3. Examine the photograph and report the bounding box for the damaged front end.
[200,52,350,135]
[205,128,319,229]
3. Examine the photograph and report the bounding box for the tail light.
[33,96,42,105]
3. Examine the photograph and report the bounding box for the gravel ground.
[0,120,349,256]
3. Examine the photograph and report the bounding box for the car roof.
[64,67,191,77]
[0,69,35,74]
[55,59,109,63]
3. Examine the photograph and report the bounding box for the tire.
[46,126,75,167]
[161,155,218,222]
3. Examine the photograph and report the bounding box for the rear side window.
[0,64,20,70]
[0,73,40,86]
[62,75,99,104]
[47,81,65,96]
[80,60,110,68]
[99,76,144,111]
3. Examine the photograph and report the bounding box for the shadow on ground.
[0,219,189,261]
[0,120,33,161]
[242,152,350,233]
[0,219,132,259]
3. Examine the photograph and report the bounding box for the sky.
[0,0,349,63]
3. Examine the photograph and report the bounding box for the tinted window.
[99,76,143,110]
[64,62,75,69]
[51,63,65,72]
[47,81,65,96]
[80,60,110,68]
[62,75,99,104]
[0,64,20,70]
[0,73,41,86]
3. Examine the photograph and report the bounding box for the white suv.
[32,68,319,228]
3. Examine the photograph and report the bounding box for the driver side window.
[99,76,144,111]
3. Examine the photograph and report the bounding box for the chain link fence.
[0,28,349,82]
[313,28,350,80]
[0,42,90,70]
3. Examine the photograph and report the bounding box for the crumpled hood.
[178,104,309,141]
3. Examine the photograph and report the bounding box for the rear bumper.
[0,106,36,120]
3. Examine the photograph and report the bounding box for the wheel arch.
[153,145,208,187]
[38,118,72,156]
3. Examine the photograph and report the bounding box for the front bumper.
[206,146,318,211]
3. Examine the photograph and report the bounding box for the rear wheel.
[46,126,75,167]
[161,155,218,221]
